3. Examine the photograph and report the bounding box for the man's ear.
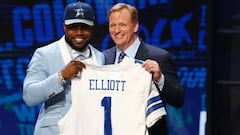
[134,21,139,33]
[63,23,67,31]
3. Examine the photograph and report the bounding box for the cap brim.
[64,19,94,26]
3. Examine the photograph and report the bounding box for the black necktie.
[118,52,126,63]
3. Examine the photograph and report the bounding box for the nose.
[114,25,121,33]
[74,28,83,34]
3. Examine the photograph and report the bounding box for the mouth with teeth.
[75,38,83,42]
[73,37,85,45]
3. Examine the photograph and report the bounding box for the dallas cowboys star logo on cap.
[74,8,85,18]
[64,2,95,26]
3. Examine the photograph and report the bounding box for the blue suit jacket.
[23,37,105,135]
[103,39,185,135]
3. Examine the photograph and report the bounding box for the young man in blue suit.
[23,2,104,135]
[103,3,185,135]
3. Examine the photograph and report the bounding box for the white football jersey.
[58,57,166,135]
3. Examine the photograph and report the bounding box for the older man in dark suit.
[103,3,185,135]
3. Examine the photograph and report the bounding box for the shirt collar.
[116,37,140,59]
[65,43,91,60]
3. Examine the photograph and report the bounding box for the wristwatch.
[58,71,66,85]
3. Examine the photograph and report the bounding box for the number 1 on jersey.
[101,97,112,135]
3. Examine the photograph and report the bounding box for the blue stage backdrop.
[0,0,209,135]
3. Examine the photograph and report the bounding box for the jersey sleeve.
[146,81,167,127]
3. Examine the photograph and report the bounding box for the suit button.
[49,92,56,98]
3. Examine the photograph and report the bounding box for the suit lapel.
[135,40,149,61]
[104,46,117,64]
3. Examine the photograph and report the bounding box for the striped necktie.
[118,52,126,63]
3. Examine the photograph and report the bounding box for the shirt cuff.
[154,74,165,91]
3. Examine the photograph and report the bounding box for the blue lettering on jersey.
[89,79,126,91]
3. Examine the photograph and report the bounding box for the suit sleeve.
[159,52,185,108]
[23,49,64,107]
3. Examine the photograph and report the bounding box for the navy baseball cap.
[64,2,95,26]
